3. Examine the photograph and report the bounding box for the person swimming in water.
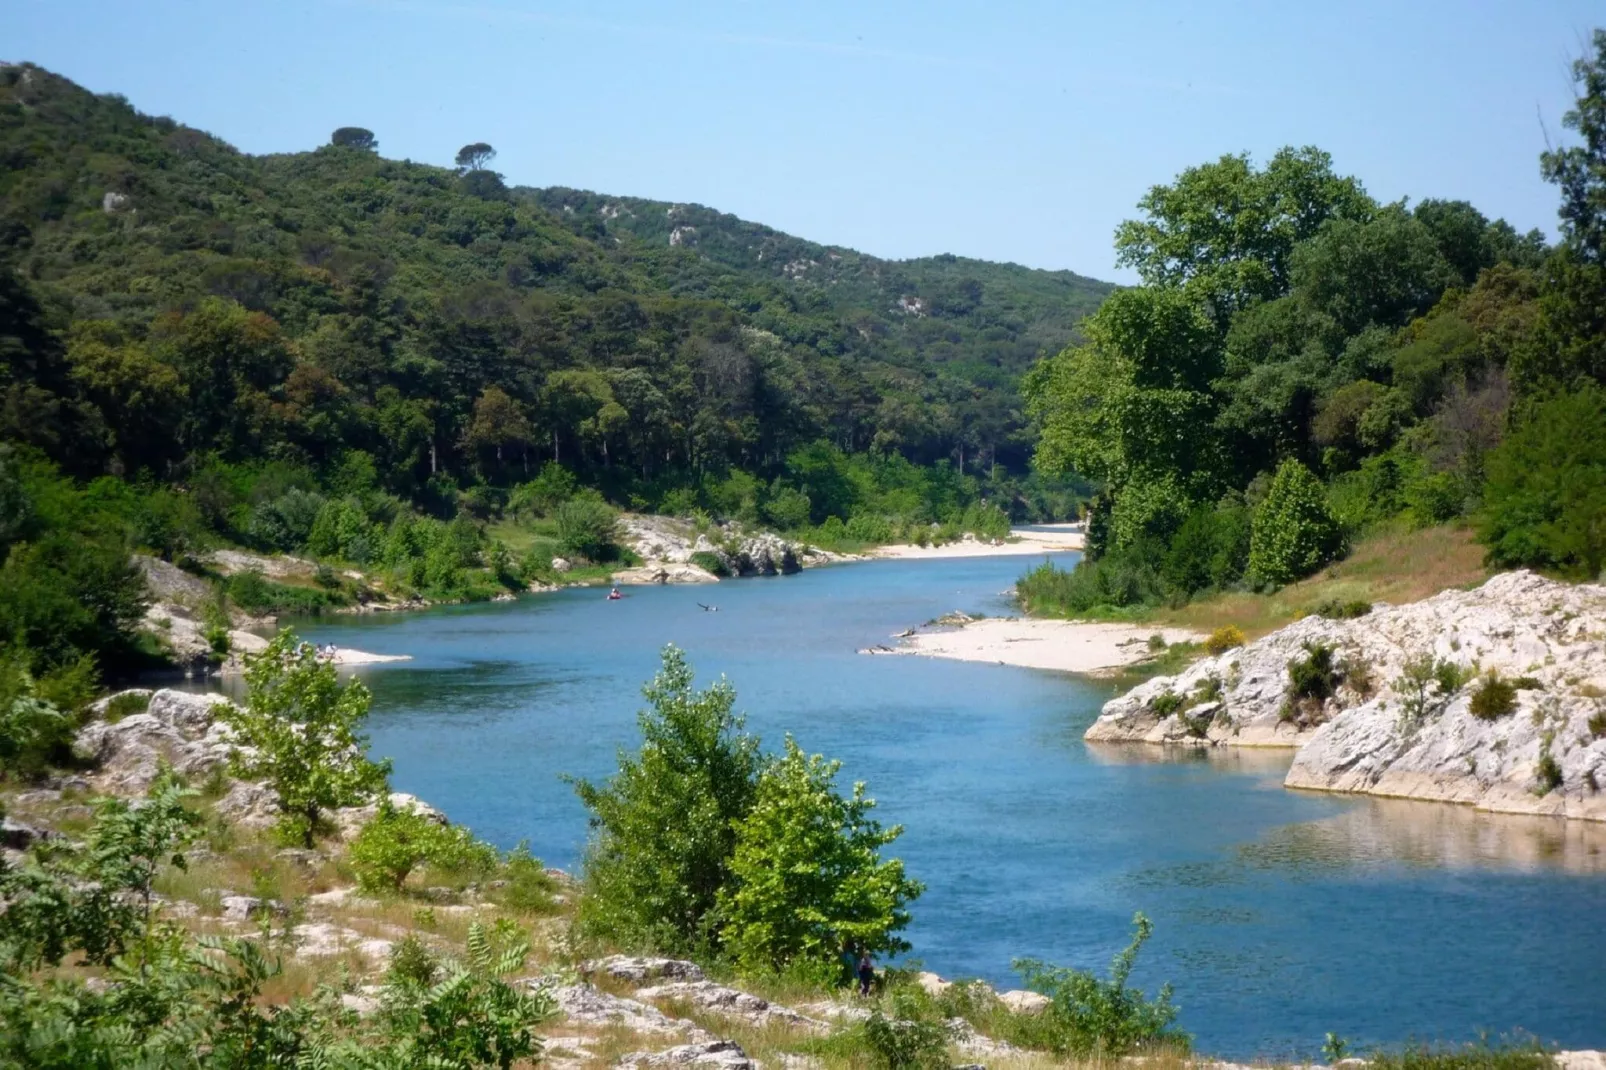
[608,587,622,600]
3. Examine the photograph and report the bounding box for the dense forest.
[1019,30,1606,616]
[0,61,1106,685]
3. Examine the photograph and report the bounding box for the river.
[285,552,1606,1059]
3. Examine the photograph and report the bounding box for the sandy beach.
[869,524,1084,560]
[868,616,1201,674]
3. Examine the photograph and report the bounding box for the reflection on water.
[267,555,1606,1059]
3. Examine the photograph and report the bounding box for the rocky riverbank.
[1085,571,1606,821]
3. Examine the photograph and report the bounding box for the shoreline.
[867,524,1084,560]
[866,615,1202,675]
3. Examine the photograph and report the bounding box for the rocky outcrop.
[635,981,827,1032]
[586,956,707,983]
[618,1041,756,1070]
[1086,572,1606,820]
[535,982,707,1037]
[74,689,243,796]
[615,514,847,584]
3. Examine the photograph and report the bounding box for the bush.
[1368,1040,1556,1070]
[1535,744,1564,794]
[863,989,950,1070]
[689,550,730,577]
[555,496,619,562]
[1203,625,1246,654]
[497,842,560,915]
[0,656,74,780]
[226,570,338,615]
[1015,549,1165,616]
[1012,913,1187,1057]
[1314,598,1372,619]
[1394,653,1466,727]
[1288,642,1340,702]
[349,802,496,893]
[248,488,326,551]
[1247,459,1344,587]
[102,690,151,723]
[718,738,922,975]
[1151,691,1184,717]
[508,462,577,519]
[1469,673,1518,720]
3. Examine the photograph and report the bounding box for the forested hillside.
[1020,31,1606,616]
[0,61,1107,684]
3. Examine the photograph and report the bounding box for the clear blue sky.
[7,0,1600,280]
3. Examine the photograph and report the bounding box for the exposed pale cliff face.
[1085,571,1606,820]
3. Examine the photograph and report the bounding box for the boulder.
[1,816,53,850]
[915,971,951,996]
[74,689,242,795]
[550,557,573,573]
[998,989,1051,1014]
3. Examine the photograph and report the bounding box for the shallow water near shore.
[279,555,1606,1059]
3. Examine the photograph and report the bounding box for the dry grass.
[1151,522,1489,639]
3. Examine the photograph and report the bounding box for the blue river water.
[281,553,1606,1059]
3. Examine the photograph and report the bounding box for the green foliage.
[554,496,620,562]
[349,801,497,893]
[0,654,74,780]
[1368,1039,1556,1070]
[1012,913,1187,1057]
[216,630,391,846]
[1287,641,1341,704]
[1469,673,1519,720]
[1248,460,1343,587]
[863,988,952,1070]
[1535,741,1565,794]
[1394,653,1467,727]
[495,842,560,915]
[1480,385,1606,577]
[719,737,922,976]
[1314,598,1372,619]
[225,570,341,615]
[689,550,730,577]
[572,645,762,953]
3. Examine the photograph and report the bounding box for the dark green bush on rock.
[1247,460,1344,587]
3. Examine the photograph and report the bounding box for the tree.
[718,737,922,977]
[1541,29,1606,264]
[1246,459,1343,587]
[1114,147,1374,325]
[330,126,377,151]
[462,385,533,470]
[1479,383,1606,576]
[554,496,619,562]
[218,631,391,846]
[455,142,496,172]
[1289,205,1460,336]
[571,646,762,953]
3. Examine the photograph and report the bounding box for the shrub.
[1589,710,1606,739]
[555,496,619,562]
[719,737,922,975]
[497,842,560,915]
[863,989,950,1070]
[103,690,151,723]
[349,802,496,893]
[226,570,337,616]
[689,550,730,577]
[1314,598,1372,619]
[1151,690,1184,717]
[1247,459,1344,587]
[1394,653,1466,727]
[1012,913,1187,1057]
[1368,1039,1555,1070]
[1535,740,1564,795]
[1204,625,1246,654]
[248,488,326,552]
[1288,642,1340,702]
[1469,673,1519,720]
[216,630,391,846]
[0,657,73,780]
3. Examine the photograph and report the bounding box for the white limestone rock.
[1086,571,1606,820]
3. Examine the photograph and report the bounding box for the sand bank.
[324,648,411,666]
[869,525,1084,560]
[866,616,1201,674]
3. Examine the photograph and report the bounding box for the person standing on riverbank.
[857,949,875,997]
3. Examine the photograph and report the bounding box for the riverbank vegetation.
[0,61,1089,690]
[1019,31,1606,622]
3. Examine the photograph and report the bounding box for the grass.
[1150,522,1488,640]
